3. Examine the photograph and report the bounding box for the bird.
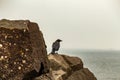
[51,39,62,54]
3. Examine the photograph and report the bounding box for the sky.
[0,0,120,50]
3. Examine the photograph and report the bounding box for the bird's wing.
[52,42,59,50]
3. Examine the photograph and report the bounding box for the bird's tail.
[51,48,55,54]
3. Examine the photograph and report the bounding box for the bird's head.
[56,39,62,42]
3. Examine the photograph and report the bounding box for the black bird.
[51,39,62,54]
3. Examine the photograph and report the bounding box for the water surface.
[60,49,120,80]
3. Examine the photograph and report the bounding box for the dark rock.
[0,19,49,80]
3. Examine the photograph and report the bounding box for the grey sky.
[0,0,120,50]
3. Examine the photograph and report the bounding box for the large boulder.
[48,54,97,80]
[0,19,49,80]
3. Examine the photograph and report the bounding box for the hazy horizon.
[0,0,120,50]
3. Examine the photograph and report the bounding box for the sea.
[59,49,120,80]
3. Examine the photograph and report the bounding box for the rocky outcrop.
[36,54,97,80]
[0,19,96,80]
[0,19,49,80]
[47,54,97,80]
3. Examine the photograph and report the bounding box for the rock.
[66,68,97,80]
[0,19,49,80]
[48,54,72,71]
[35,73,54,80]
[48,54,97,80]
[0,19,97,80]
[61,55,83,71]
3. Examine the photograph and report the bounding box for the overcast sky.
[0,0,120,50]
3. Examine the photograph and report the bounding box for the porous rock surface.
[0,19,49,80]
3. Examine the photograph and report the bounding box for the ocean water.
[60,49,120,80]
